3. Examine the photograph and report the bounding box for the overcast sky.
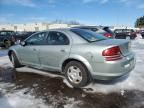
[0,0,144,26]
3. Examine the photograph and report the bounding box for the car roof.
[39,28,79,33]
[72,26,100,29]
[73,25,109,29]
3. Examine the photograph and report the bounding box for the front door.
[18,32,47,67]
[39,31,71,71]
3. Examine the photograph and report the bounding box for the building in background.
[0,22,80,32]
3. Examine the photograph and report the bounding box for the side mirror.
[20,41,26,46]
[15,40,21,44]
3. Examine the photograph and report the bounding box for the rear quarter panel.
[69,44,107,73]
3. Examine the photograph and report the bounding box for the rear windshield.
[82,28,98,32]
[103,27,113,34]
[71,29,108,42]
[74,27,98,32]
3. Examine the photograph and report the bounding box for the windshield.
[71,28,108,42]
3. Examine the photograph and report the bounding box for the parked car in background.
[8,28,135,87]
[72,26,115,38]
[114,29,137,39]
[15,31,36,41]
[0,30,16,48]
[140,30,144,39]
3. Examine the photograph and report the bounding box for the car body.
[114,29,137,39]
[8,28,136,87]
[140,30,144,38]
[72,26,115,38]
[0,30,16,48]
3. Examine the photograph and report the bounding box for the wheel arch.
[61,56,93,75]
[8,49,19,61]
[8,50,14,61]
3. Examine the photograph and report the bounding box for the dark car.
[140,30,144,39]
[15,31,36,41]
[72,26,115,38]
[0,30,16,48]
[114,29,137,39]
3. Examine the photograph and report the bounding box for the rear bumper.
[90,53,136,80]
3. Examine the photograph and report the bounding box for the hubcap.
[67,66,82,84]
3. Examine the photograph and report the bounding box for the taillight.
[104,33,112,38]
[102,46,122,61]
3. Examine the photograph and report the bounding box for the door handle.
[60,49,65,52]
[33,48,37,51]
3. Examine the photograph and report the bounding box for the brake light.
[104,33,112,38]
[102,46,122,61]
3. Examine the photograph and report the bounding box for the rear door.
[39,31,71,71]
[18,32,47,67]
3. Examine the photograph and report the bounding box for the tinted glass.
[123,29,134,33]
[115,29,134,33]
[103,27,113,34]
[26,32,47,45]
[0,31,15,36]
[71,28,107,42]
[81,28,98,32]
[47,31,69,45]
[114,29,123,33]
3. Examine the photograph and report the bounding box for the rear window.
[83,28,98,32]
[115,29,134,33]
[0,31,15,36]
[123,29,134,33]
[71,29,108,42]
[114,29,123,33]
[74,27,98,32]
[103,27,113,34]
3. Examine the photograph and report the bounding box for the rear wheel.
[64,61,90,88]
[11,52,22,68]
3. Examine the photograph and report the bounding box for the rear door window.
[47,31,69,45]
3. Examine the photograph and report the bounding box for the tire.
[64,61,90,88]
[10,52,22,68]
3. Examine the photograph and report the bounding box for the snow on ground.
[83,37,144,93]
[0,52,80,108]
[0,82,81,108]
[0,88,49,108]
[0,38,144,95]
[0,49,8,57]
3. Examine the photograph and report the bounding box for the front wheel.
[64,61,90,88]
[11,52,22,68]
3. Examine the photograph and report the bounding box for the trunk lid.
[92,39,131,57]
